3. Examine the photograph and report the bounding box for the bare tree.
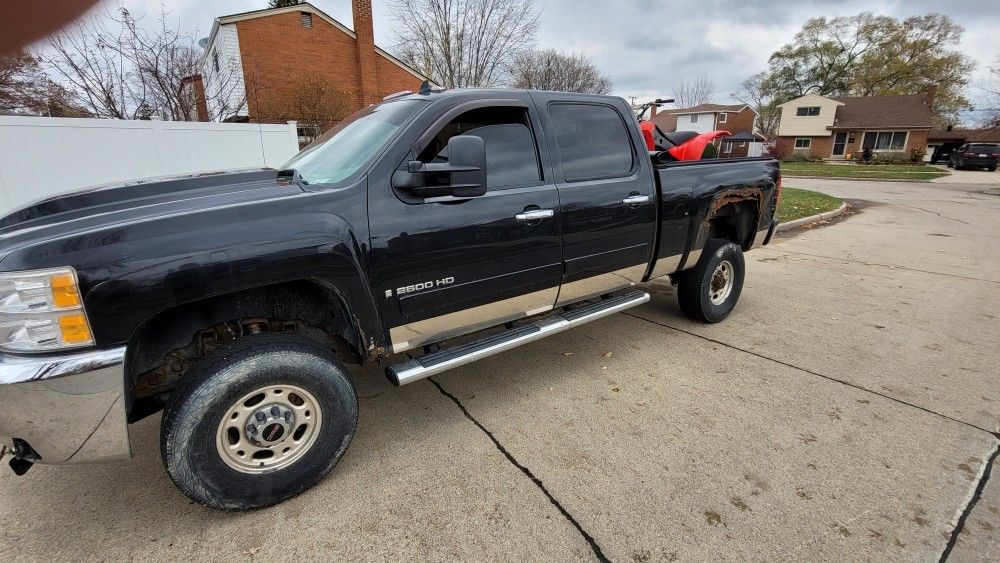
[388,0,540,88]
[509,49,611,94]
[44,6,245,121]
[733,71,779,137]
[0,50,90,117]
[255,75,356,145]
[672,75,715,108]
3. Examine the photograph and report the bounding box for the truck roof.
[385,87,624,105]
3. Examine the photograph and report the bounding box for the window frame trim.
[545,101,639,184]
[796,106,821,117]
[861,130,909,152]
[794,137,812,149]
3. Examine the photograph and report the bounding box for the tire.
[946,160,953,168]
[676,239,745,323]
[160,332,358,510]
[989,166,997,172]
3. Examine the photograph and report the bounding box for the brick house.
[198,1,427,135]
[650,103,760,156]
[775,88,936,160]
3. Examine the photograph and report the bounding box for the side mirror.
[392,135,487,198]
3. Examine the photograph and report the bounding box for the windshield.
[283,99,423,185]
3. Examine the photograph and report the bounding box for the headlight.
[0,267,94,352]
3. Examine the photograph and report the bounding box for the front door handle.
[515,209,554,221]
[622,194,652,206]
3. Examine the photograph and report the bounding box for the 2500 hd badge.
[0,88,778,510]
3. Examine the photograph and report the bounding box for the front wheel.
[676,239,746,323]
[160,333,358,510]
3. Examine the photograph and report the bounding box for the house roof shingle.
[830,93,932,130]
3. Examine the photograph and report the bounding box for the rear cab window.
[547,103,635,182]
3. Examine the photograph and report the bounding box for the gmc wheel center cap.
[246,403,295,446]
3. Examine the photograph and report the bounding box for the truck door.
[532,94,657,305]
[369,98,562,353]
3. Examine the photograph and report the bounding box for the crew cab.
[0,89,779,509]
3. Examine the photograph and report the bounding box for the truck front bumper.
[0,346,131,465]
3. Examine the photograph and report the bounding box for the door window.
[548,103,634,182]
[417,106,541,190]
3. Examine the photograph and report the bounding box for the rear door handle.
[622,194,651,205]
[515,209,554,221]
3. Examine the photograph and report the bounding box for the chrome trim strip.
[0,346,131,464]
[390,287,559,353]
[647,253,684,280]
[555,263,646,306]
[388,291,650,385]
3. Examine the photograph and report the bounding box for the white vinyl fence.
[0,116,300,213]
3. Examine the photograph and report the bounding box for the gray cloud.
[120,0,998,109]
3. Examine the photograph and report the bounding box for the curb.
[776,202,848,232]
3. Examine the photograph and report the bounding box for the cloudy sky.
[109,0,998,107]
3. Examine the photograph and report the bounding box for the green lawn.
[778,187,843,222]
[781,162,950,181]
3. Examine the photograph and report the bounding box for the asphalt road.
[0,178,997,561]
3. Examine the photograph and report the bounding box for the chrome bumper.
[0,346,130,464]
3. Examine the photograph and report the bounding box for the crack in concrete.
[622,312,997,437]
[759,248,1000,285]
[896,203,972,225]
[623,311,1000,560]
[428,377,610,562]
[939,441,1000,562]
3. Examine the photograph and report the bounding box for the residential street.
[0,178,997,561]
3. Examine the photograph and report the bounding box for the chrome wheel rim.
[709,260,734,305]
[215,384,322,474]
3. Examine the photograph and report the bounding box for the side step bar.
[386,290,650,386]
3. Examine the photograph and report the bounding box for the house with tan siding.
[776,88,936,160]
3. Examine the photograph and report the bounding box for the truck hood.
[0,169,302,258]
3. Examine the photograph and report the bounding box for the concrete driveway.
[930,165,1000,185]
[1,179,997,561]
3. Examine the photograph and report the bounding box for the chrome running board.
[386,290,650,386]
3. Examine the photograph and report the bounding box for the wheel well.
[706,198,759,250]
[125,280,362,422]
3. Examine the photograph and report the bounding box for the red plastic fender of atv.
[639,121,658,151]
[667,130,731,161]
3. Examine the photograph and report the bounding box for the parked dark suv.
[948,143,999,171]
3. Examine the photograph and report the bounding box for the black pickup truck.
[0,89,779,509]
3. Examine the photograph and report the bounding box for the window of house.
[722,142,732,154]
[548,103,634,182]
[690,114,699,124]
[301,12,313,27]
[796,106,821,116]
[739,142,746,148]
[794,138,811,149]
[861,131,907,151]
[718,112,727,123]
[417,106,542,190]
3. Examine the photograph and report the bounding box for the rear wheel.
[160,333,358,510]
[676,239,745,323]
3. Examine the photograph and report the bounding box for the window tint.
[548,103,633,182]
[418,106,541,189]
[794,138,811,148]
[970,144,999,154]
[796,106,821,116]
